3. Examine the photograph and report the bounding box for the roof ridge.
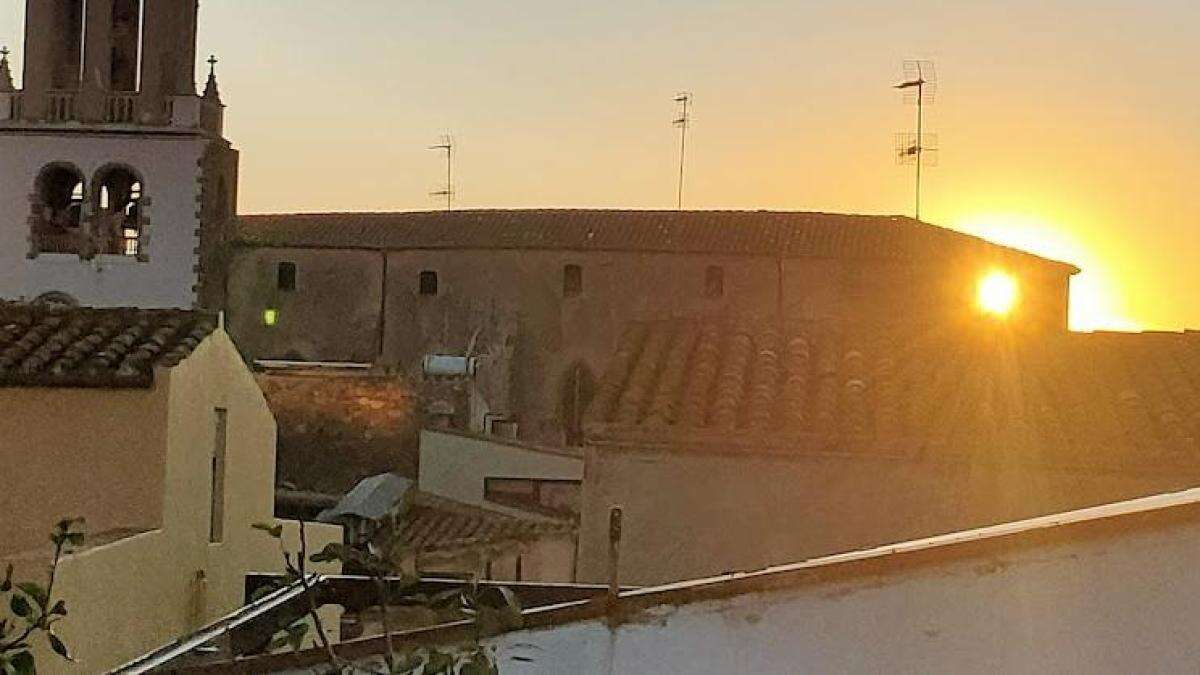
[231,210,1079,272]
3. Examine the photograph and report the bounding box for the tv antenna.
[894,60,937,220]
[429,134,454,212]
[673,92,692,210]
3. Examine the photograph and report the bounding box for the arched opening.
[560,362,596,447]
[31,164,86,254]
[93,165,143,256]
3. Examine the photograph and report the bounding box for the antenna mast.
[894,61,938,220]
[429,134,454,212]
[673,92,692,210]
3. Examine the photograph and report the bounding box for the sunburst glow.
[952,213,1139,332]
[977,271,1019,317]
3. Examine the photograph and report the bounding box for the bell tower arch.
[0,0,237,310]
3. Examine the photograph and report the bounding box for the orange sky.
[2,0,1197,331]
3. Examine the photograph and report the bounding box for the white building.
[189,485,1200,674]
[0,0,238,309]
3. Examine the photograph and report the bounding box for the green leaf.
[251,522,284,538]
[47,633,70,660]
[267,632,290,652]
[16,583,48,608]
[309,543,346,564]
[461,649,499,675]
[10,651,33,675]
[11,594,32,618]
[285,621,309,651]
[248,584,279,603]
[424,649,455,674]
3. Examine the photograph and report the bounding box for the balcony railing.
[1,89,219,134]
[106,92,137,123]
[45,90,76,122]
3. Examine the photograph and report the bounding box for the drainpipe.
[376,250,388,364]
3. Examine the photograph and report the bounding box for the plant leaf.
[248,584,279,603]
[16,583,48,608]
[10,651,34,675]
[285,621,309,651]
[48,632,70,660]
[10,594,32,618]
[251,522,284,538]
[309,542,346,564]
[1,563,12,592]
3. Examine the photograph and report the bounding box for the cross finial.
[0,45,13,92]
[207,54,218,76]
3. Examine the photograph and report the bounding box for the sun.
[977,270,1019,317]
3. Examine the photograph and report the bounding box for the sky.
[2,1,1197,331]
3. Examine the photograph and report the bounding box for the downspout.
[376,250,388,364]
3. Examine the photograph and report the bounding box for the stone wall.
[257,370,418,492]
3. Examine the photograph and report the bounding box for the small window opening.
[51,0,85,90]
[210,408,228,543]
[419,270,439,296]
[485,478,582,519]
[563,264,583,297]
[263,308,279,326]
[109,0,142,92]
[277,262,297,291]
[705,265,725,298]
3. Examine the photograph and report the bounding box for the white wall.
[0,130,209,308]
[418,429,583,508]
[486,507,1200,674]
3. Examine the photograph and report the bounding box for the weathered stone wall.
[226,245,1073,444]
[257,371,418,492]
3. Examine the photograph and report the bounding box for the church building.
[0,0,237,310]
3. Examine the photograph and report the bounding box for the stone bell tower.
[0,0,238,309]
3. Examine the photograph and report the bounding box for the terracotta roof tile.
[400,493,575,557]
[0,303,217,388]
[585,319,1200,471]
[234,210,1078,272]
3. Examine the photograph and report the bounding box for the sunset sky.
[2,1,1197,331]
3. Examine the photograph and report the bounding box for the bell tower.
[0,0,238,310]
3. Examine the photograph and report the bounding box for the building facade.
[575,321,1200,584]
[225,210,1077,446]
[0,0,238,310]
[0,304,340,673]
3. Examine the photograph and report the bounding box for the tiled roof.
[586,319,1200,470]
[257,370,419,493]
[400,493,575,557]
[234,210,1077,272]
[0,303,218,388]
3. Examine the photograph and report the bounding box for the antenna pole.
[915,72,923,221]
[895,61,935,221]
[674,93,692,210]
[429,135,453,212]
